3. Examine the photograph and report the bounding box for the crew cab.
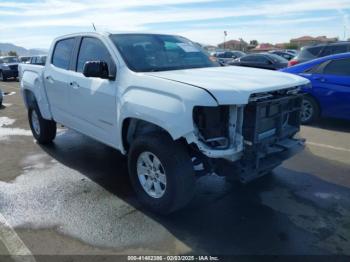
[28,55,47,66]
[20,32,309,214]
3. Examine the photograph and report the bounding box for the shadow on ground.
[307,118,350,132]
[38,129,350,255]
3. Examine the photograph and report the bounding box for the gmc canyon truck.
[20,32,309,214]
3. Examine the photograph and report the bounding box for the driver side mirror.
[83,61,116,80]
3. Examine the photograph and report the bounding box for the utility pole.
[224,31,227,50]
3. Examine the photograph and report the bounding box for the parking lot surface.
[1,81,350,257]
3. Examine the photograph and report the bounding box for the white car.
[20,32,309,214]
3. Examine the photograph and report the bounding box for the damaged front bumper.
[190,90,305,182]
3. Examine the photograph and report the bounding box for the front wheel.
[0,71,6,82]
[301,96,319,124]
[28,105,57,144]
[128,133,195,214]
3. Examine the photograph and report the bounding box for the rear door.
[67,36,118,145]
[311,57,350,120]
[44,37,77,124]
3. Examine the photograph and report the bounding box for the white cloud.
[0,0,349,48]
[338,9,350,39]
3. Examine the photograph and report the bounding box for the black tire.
[28,104,57,144]
[301,96,320,124]
[128,133,195,214]
[0,71,7,82]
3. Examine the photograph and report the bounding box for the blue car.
[281,53,350,124]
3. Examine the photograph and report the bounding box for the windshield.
[110,34,217,72]
[267,53,288,63]
[1,57,19,63]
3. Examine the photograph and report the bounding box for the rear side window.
[320,45,348,57]
[297,46,322,60]
[76,37,113,73]
[323,58,350,76]
[255,56,269,63]
[52,38,75,70]
[241,55,256,62]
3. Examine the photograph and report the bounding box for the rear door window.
[323,58,350,76]
[320,45,348,57]
[52,38,76,70]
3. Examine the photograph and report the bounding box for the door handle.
[70,81,80,89]
[46,75,54,83]
[313,76,326,82]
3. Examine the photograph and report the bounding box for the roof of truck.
[53,31,180,41]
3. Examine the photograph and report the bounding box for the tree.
[8,51,18,57]
[284,43,299,50]
[250,40,258,46]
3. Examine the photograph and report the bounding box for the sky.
[0,0,350,49]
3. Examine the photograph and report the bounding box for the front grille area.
[243,93,303,144]
[9,65,18,71]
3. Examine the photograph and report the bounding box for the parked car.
[284,49,298,56]
[19,56,31,63]
[288,41,350,67]
[20,32,308,213]
[0,56,19,81]
[269,50,295,61]
[281,52,350,124]
[229,53,288,70]
[215,51,246,65]
[0,89,3,107]
[29,55,47,66]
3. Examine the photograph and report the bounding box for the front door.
[312,57,350,120]
[68,37,118,145]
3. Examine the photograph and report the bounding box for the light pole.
[344,25,347,40]
[224,31,227,50]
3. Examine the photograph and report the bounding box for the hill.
[0,43,48,56]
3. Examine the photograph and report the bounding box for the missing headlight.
[193,106,230,149]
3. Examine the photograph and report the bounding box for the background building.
[217,39,248,51]
[290,35,338,48]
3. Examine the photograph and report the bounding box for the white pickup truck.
[20,32,309,214]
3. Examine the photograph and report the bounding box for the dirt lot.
[1,80,350,259]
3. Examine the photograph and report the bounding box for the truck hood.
[2,62,19,67]
[147,66,309,104]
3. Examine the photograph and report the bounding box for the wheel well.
[23,89,37,108]
[304,94,321,116]
[122,118,170,152]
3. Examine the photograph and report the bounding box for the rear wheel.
[28,104,57,144]
[301,96,319,124]
[128,133,195,214]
